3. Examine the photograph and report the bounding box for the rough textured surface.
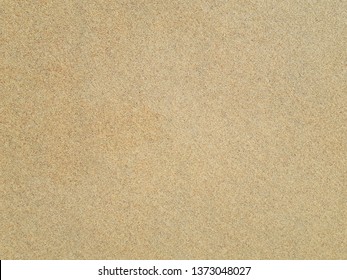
[1,0,346,259]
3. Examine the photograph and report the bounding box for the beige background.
[1,0,346,259]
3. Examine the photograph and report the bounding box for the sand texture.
[1,0,346,259]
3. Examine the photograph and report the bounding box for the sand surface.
[1,0,346,259]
